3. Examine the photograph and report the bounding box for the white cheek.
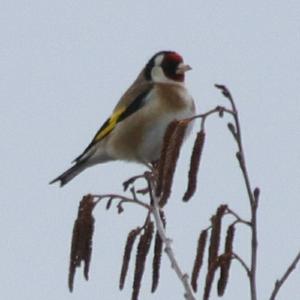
[151,65,184,85]
[154,54,164,66]
[151,66,167,82]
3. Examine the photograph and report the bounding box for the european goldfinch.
[50,51,195,187]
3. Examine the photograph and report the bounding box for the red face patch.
[162,52,184,82]
[165,52,183,65]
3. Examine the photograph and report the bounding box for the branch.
[146,173,196,300]
[215,85,256,208]
[185,105,234,131]
[226,207,251,227]
[67,85,300,300]
[93,193,151,211]
[215,84,259,300]
[269,250,300,300]
[232,252,251,278]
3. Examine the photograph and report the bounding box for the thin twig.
[123,174,146,191]
[232,252,251,278]
[146,174,196,300]
[93,194,151,211]
[215,84,258,300]
[226,207,251,227]
[269,250,300,300]
[184,106,234,131]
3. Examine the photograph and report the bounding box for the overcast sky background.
[1,1,299,300]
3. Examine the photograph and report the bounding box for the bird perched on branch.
[50,51,195,187]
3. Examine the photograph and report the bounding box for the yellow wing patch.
[93,107,125,143]
[73,107,126,162]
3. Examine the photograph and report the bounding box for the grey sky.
[1,1,299,299]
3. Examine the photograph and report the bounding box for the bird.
[50,51,195,187]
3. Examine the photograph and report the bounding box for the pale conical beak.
[176,63,192,74]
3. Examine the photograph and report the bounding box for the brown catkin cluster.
[203,259,220,300]
[203,204,227,299]
[217,224,235,296]
[132,221,154,300]
[191,229,208,292]
[68,194,96,292]
[183,130,206,201]
[119,227,141,290]
[156,120,179,197]
[151,211,166,293]
[157,120,188,207]
[208,205,227,267]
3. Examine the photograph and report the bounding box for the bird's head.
[144,51,191,84]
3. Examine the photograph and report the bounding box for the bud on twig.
[214,84,232,100]
[227,122,237,139]
[253,187,260,199]
[217,106,224,117]
[106,197,113,210]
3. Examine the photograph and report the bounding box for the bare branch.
[147,174,196,300]
[269,250,300,300]
[123,174,146,191]
[66,86,299,300]
[94,193,151,211]
[185,106,234,125]
[226,207,251,227]
[232,252,251,277]
[215,84,256,208]
[215,84,259,300]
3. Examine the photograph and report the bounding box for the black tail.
[49,162,87,187]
